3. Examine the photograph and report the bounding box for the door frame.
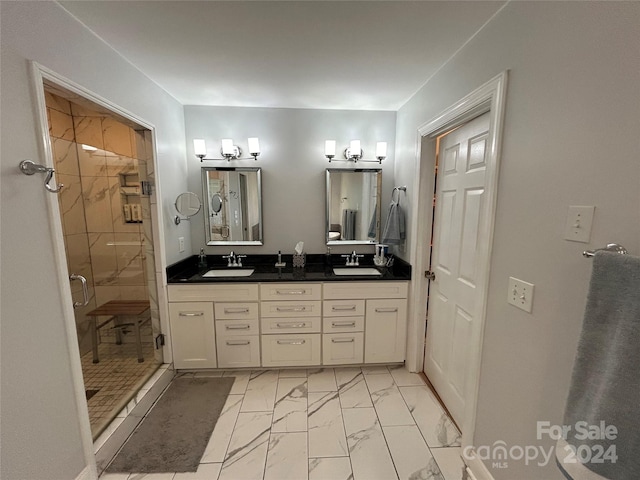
[406,71,508,446]
[29,61,172,478]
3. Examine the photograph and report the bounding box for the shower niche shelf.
[119,173,142,224]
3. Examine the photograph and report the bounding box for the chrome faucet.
[341,250,364,266]
[223,251,237,267]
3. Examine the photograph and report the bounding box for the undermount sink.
[203,268,254,278]
[333,267,382,276]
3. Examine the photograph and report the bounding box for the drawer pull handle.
[179,312,204,317]
[226,324,251,330]
[277,339,306,345]
[375,307,398,313]
[224,308,250,314]
[332,338,355,343]
[226,340,250,346]
[276,322,307,328]
[332,305,357,311]
[332,321,356,328]
[276,289,306,295]
[276,306,307,312]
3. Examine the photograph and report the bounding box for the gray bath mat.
[106,375,234,473]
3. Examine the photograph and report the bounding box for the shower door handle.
[69,274,90,308]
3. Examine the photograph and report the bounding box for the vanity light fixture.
[324,140,387,164]
[193,138,261,162]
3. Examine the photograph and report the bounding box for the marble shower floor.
[100,366,465,480]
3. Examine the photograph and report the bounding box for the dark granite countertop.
[167,253,411,284]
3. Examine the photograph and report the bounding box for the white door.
[423,112,491,427]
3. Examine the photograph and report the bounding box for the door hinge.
[155,333,165,349]
[424,270,436,281]
[141,181,154,196]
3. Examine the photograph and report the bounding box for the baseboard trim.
[464,452,495,480]
[75,465,94,480]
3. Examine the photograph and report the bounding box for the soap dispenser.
[198,248,207,270]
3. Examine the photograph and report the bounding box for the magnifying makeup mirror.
[174,192,202,225]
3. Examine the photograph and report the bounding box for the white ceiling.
[59,1,505,111]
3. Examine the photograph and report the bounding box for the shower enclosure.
[44,85,162,439]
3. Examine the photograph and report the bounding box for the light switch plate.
[508,277,534,313]
[564,205,595,243]
[178,236,185,253]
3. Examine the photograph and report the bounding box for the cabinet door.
[169,302,216,369]
[261,334,321,367]
[217,335,260,369]
[323,332,364,365]
[365,299,407,363]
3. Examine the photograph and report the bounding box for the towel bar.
[583,243,627,258]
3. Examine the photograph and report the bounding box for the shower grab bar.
[583,243,628,258]
[19,160,63,193]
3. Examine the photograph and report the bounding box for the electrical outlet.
[564,205,595,243]
[178,236,185,253]
[508,277,534,313]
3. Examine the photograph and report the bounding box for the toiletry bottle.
[326,246,332,267]
[198,248,207,270]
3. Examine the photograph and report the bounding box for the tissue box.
[292,252,306,268]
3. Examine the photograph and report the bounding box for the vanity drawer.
[214,302,258,321]
[261,300,321,318]
[261,334,321,367]
[216,318,259,336]
[323,299,365,317]
[322,316,364,333]
[322,332,364,365]
[261,316,321,334]
[168,284,259,302]
[217,335,260,369]
[260,283,322,301]
[322,281,408,300]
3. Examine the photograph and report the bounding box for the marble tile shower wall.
[46,92,152,354]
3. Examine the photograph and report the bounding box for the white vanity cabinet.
[323,282,408,364]
[260,283,322,367]
[167,280,408,369]
[167,284,260,369]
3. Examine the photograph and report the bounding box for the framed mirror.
[202,167,263,245]
[326,168,382,245]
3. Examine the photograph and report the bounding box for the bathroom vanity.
[166,255,410,369]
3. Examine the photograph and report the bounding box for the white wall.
[184,106,396,257]
[0,2,188,479]
[395,2,640,479]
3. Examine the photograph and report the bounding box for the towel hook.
[19,160,63,193]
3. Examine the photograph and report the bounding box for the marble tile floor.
[82,341,160,439]
[100,365,465,480]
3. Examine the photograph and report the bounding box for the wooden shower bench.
[87,300,151,364]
